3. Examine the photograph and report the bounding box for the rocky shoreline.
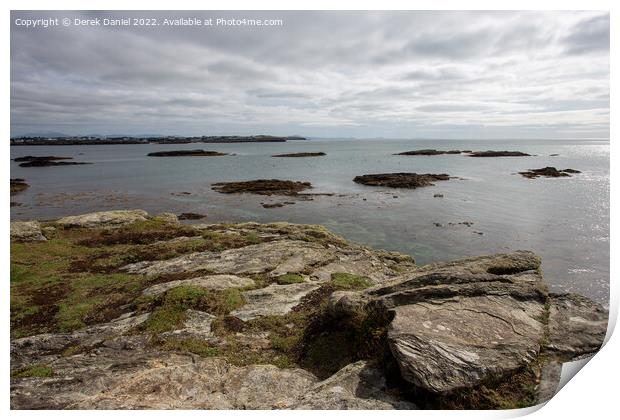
[10,210,607,409]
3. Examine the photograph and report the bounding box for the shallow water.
[10,138,610,304]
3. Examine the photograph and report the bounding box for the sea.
[10,138,610,305]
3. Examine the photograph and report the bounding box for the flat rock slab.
[56,210,149,229]
[142,275,255,296]
[231,282,320,321]
[545,293,607,358]
[293,361,416,409]
[388,295,545,393]
[160,310,216,341]
[123,240,336,277]
[10,221,47,242]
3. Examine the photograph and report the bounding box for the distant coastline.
[10,135,306,146]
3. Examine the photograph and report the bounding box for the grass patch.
[275,273,304,285]
[160,337,220,357]
[11,364,53,378]
[139,285,245,334]
[77,219,200,246]
[330,272,372,290]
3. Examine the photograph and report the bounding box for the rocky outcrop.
[519,167,581,179]
[327,251,606,395]
[231,282,321,320]
[467,151,531,157]
[147,150,227,157]
[212,179,312,196]
[142,275,255,296]
[10,221,47,242]
[152,212,179,224]
[353,173,451,189]
[272,152,326,157]
[178,212,206,220]
[56,210,149,228]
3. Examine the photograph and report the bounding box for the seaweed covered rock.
[519,167,581,179]
[212,179,312,196]
[353,173,451,189]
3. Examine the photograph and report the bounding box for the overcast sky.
[10,11,609,139]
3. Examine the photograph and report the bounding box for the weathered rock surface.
[142,275,255,296]
[545,293,608,359]
[123,239,337,277]
[519,167,581,179]
[10,221,47,242]
[231,282,321,320]
[327,250,607,394]
[152,212,179,224]
[56,209,149,228]
[161,310,217,341]
[212,179,312,196]
[293,361,416,409]
[353,173,451,189]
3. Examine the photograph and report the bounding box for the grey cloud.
[10,10,609,139]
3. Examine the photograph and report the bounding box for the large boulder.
[56,210,149,229]
[10,221,47,242]
[332,251,553,393]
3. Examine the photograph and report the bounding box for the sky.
[10,11,610,139]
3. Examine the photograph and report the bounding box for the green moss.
[330,272,372,290]
[161,337,220,357]
[140,286,245,334]
[275,273,304,285]
[11,364,53,378]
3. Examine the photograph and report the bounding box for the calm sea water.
[10,139,610,304]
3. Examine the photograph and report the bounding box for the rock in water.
[467,151,531,157]
[56,210,149,228]
[353,173,451,189]
[10,221,47,242]
[147,150,227,157]
[212,179,312,196]
[519,167,581,179]
[272,152,326,157]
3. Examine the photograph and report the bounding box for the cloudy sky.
[10,11,609,139]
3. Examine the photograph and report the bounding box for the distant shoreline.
[10,135,306,146]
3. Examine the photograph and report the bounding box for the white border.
[2,2,615,420]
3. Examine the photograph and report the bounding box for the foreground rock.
[353,173,451,189]
[212,179,312,196]
[272,152,326,157]
[396,149,462,156]
[10,221,47,242]
[467,151,531,157]
[147,149,227,157]
[9,210,607,409]
[519,167,581,179]
[329,250,606,395]
[56,209,149,228]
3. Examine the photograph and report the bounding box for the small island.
[353,173,451,189]
[212,179,313,196]
[395,149,463,156]
[519,167,581,179]
[272,152,326,158]
[147,150,228,157]
[14,156,92,167]
[467,151,531,157]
